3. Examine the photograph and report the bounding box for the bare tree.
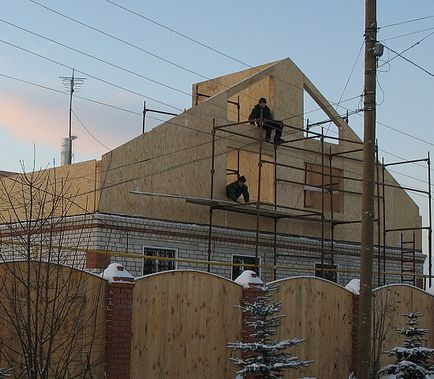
[0,167,105,378]
[370,289,396,379]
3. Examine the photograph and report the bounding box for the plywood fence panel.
[0,262,107,378]
[131,271,243,379]
[271,277,353,379]
[373,285,434,370]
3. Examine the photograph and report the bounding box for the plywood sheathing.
[94,58,422,247]
[97,94,229,225]
[0,160,99,222]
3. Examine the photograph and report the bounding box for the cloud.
[0,91,65,144]
[0,91,127,160]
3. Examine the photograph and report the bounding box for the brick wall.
[105,269,135,379]
[0,212,426,287]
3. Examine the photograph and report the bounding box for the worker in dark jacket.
[249,97,284,145]
[226,176,250,203]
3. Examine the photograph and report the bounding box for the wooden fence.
[131,271,243,378]
[372,284,434,373]
[272,277,354,379]
[0,262,432,379]
[131,273,433,379]
[0,262,106,378]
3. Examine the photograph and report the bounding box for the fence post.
[103,263,135,379]
[236,270,265,379]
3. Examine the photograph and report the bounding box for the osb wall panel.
[131,271,242,379]
[372,285,434,370]
[0,262,107,378]
[0,160,99,223]
[96,58,421,249]
[271,277,353,379]
[226,149,275,203]
[97,97,229,225]
[193,61,275,107]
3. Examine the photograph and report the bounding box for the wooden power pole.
[358,0,378,377]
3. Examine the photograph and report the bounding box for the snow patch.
[234,270,264,288]
[426,285,434,296]
[102,263,134,284]
[345,279,360,295]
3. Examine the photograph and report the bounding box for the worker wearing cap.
[249,97,284,145]
[226,176,250,203]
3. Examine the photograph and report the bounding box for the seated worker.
[226,176,250,203]
[248,97,284,145]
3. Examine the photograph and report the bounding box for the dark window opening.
[315,263,338,283]
[143,246,176,275]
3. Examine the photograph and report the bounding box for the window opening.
[143,246,176,275]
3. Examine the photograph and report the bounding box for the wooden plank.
[271,277,353,379]
[131,271,242,378]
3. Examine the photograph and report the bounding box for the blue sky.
[1,1,434,249]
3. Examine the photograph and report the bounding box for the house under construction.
[0,58,431,287]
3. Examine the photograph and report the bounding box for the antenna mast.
[60,68,85,165]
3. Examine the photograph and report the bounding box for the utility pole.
[60,69,85,165]
[358,0,378,377]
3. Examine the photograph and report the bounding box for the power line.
[382,40,434,78]
[103,0,252,70]
[2,68,433,183]
[13,5,340,122]
[0,37,182,112]
[72,110,111,151]
[379,15,434,29]
[378,31,434,71]
[380,26,434,42]
[28,0,211,82]
[0,19,191,97]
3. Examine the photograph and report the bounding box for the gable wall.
[56,59,422,250]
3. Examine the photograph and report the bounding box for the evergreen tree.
[378,312,434,379]
[228,284,312,379]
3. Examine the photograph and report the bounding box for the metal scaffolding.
[205,111,433,287]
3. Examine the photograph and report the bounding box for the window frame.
[142,245,178,276]
[314,262,339,283]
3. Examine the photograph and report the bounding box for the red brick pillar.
[86,250,111,270]
[104,264,135,379]
[238,273,264,379]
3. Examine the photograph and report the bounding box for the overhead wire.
[11,1,434,150]
[379,15,434,30]
[380,26,434,42]
[0,19,191,97]
[72,110,111,151]
[2,68,433,194]
[14,3,345,124]
[28,0,212,82]
[0,38,182,112]
[2,3,431,259]
[2,9,432,191]
[103,0,251,70]
[381,41,434,78]
[378,30,434,70]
